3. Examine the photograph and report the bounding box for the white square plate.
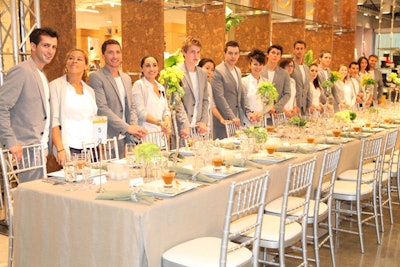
[249,153,296,164]
[141,179,200,197]
[199,165,247,179]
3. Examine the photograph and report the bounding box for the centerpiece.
[158,65,185,165]
[361,74,375,95]
[135,142,160,179]
[257,81,278,115]
[288,116,307,127]
[243,126,268,152]
[321,71,342,99]
[334,110,357,123]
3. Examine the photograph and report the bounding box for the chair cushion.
[230,214,302,244]
[333,180,373,197]
[264,197,328,220]
[162,237,252,267]
[338,169,375,183]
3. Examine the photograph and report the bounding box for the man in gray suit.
[317,50,332,85]
[89,39,147,155]
[368,54,384,105]
[0,27,58,182]
[291,40,310,115]
[179,36,209,135]
[211,40,258,139]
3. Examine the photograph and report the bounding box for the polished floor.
[0,203,400,266]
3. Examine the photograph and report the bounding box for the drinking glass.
[74,153,86,175]
[125,143,136,169]
[64,161,77,191]
[211,148,224,172]
[161,169,176,188]
[265,143,277,155]
[81,153,92,189]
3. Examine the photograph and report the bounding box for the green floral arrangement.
[135,142,160,163]
[388,73,400,85]
[361,74,375,86]
[304,50,313,67]
[158,65,185,98]
[368,107,379,114]
[334,110,357,123]
[243,126,268,144]
[321,71,342,88]
[288,116,307,127]
[164,48,185,68]
[257,81,279,102]
[225,7,244,32]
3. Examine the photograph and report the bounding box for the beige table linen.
[12,133,371,267]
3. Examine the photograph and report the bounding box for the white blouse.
[143,88,166,132]
[309,82,321,106]
[64,83,98,149]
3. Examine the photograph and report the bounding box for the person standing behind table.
[132,56,172,136]
[50,49,98,166]
[198,58,231,139]
[358,56,370,81]
[280,58,300,118]
[241,49,268,126]
[89,39,147,156]
[308,63,327,116]
[178,37,209,137]
[210,40,259,139]
[348,61,365,110]
[291,40,310,115]
[332,65,351,112]
[0,27,58,182]
[368,54,384,105]
[317,50,332,85]
[260,45,291,117]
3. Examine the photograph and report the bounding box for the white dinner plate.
[141,179,200,197]
[249,153,296,164]
[199,165,247,179]
[48,169,107,181]
[171,148,194,156]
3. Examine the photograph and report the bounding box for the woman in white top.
[242,49,267,125]
[132,56,171,135]
[50,49,98,165]
[332,65,355,112]
[308,63,326,115]
[279,58,300,118]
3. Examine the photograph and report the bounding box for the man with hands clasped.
[211,40,259,139]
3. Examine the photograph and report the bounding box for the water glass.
[125,143,136,168]
[64,161,77,191]
[211,148,224,172]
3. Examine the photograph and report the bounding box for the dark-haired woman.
[132,56,171,136]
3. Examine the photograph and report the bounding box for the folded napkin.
[276,145,296,152]
[276,144,317,154]
[315,137,343,145]
[169,166,219,183]
[224,158,264,169]
[219,140,238,150]
[96,190,154,203]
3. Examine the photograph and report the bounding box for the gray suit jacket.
[179,64,209,126]
[89,66,138,152]
[211,62,251,139]
[371,68,384,101]
[0,58,48,149]
[261,66,291,113]
[291,62,310,115]
[317,67,331,86]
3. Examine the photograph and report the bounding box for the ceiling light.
[76,8,99,14]
[104,0,121,6]
[357,0,365,5]
[382,3,391,14]
[363,12,368,16]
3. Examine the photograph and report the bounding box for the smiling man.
[89,39,147,155]
[0,27,58,182]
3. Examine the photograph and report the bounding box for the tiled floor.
[1,203,400,266]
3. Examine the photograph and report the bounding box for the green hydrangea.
[135,142,160,163]
[158,66,185,98]
[257,82,278,102]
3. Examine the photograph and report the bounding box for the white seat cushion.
[333,180,373,197]
[264,197,328,221]
[338,169,375,183]
[162,237,252,267]
[231,214,302,245]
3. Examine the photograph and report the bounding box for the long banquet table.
[13,132,372,267]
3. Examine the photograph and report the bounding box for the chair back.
[225,123,240,138]
[380,129,399,182]
[220,172,269,267]
[0,143,47,267]
[83,136,120,162]
[358,136,383,186]
[142,131,169,151]
[315,145,343,212]
[281,157,316,226]
[274,112,287,126]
